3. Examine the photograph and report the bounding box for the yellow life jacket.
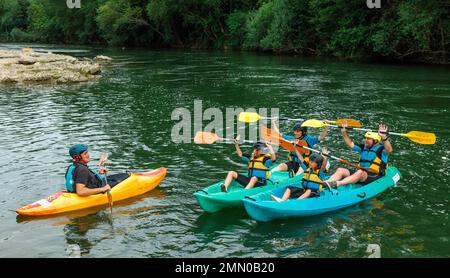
[248,154,272,180]
[301,167,324,192]
[358,144,387,175]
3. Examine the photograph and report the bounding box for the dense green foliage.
[0,0,448,63]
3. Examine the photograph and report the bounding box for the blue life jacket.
[358,144,387,175]
[65,162,104,193]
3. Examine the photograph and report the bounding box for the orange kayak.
[16,167,166,216]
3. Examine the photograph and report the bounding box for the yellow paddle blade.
[334,119,362,128]
[301,119,325,128]
[194,132,220,144]
[238,112,262,123]
[402,131,436,145]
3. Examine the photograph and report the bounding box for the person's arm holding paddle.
[76,183,111,197]
[340,121,355,149]
[318,124,329,142]
[293,142,305,175]
[271,117,281,136]
[74,165,111,196]
[320,147,329,172]
[379,123,393,154]
[265,142,276,162]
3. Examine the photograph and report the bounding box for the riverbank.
[0,49,111,84]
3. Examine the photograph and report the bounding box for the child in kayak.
[270,117,328,176]
[221,137,276,193]
[324,123,392,188]
[271,148,329,201]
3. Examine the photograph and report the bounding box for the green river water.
[0,43,449,258]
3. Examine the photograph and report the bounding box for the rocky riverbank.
[0,49,112,84]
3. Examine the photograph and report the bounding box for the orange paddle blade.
[260,126,309,153]
[194,132,220,144]
[334,119,362,128]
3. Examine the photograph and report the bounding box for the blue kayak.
[243,166,401,222]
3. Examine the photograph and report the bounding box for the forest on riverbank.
[0,0,448,64]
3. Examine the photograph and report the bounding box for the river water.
[0,43,449,258]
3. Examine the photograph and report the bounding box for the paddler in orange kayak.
[65,144,127,196]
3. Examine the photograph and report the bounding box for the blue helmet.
[253,141,265,150]
[69,144,88,158]
[309,153,323,166]
[293,123,307,133]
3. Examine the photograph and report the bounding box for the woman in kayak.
[221,137,276,193]
[65,144,127,196]
[270,117,329,175]
[324,123,392,188]
[271,149,329,202]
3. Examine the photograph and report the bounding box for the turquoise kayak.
[194,166,302,213]
[243,166,401,222]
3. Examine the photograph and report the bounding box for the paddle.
[260,126,309,154]
[98,152,113,214]
[301,119,436,145]
[194,131,255,145]
[260,126,378,174]
[238,112,362,127]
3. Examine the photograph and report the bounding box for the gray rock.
[1,49,110,84]
[18,56,36,65]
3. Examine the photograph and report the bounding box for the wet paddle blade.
[238,112,262,123]
[334,119,362,128]
[106,190,113,214]
[194,132,221,144]
[402,131,436,145]
[301,119,325,128]
[98,152,108,166]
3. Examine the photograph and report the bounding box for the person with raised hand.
[221,137,276,193]
[324,122,392,188]
[270,117,329,175]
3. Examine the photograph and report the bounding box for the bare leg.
[336,170,368,187]
[281,188,292,201]
[325,168,351,182]
[271,188,291,202]
[223,171,238,191]
[298,189,312,199]
[245,177,259,189]
[271,163,288,173]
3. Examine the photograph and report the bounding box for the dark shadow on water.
[16,188,166,257]
[250,199,380,237]
[193,207,249,234]
[192,198,382,237]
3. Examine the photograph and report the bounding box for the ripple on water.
[1,45,449,258]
